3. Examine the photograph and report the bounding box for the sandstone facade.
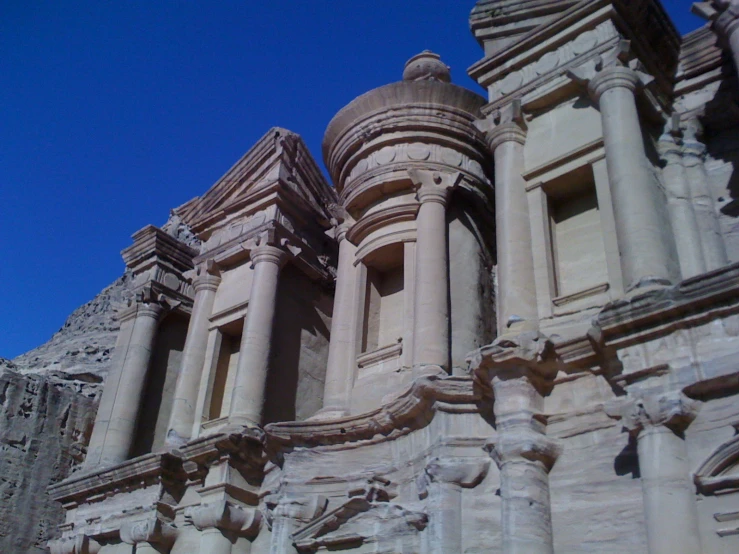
[14,1,739,553]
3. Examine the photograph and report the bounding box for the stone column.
[612,392,701,554]
[165,262,221,446]
[682,123,729,271]
[318,221,360,418]
[658,134,706,279]
[84,297,165,470]
[483,115,538,333]
[229,244,288,427]
[408,169,460,372]
[185,500,261,554]
[588,64,676,290]
[491,372,560,554]
[420,457,489,554]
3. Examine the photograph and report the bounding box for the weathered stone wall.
[0,369,95,553]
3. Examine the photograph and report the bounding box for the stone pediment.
[176,127,337,237]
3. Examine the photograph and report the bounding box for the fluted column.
[610,392,701,554]
[419,457,489,554]
[408,169,460,372]
[229,244,288,427]
[682,124,729,271]
[485,118,538,333]
[165,262,221,446]
[490,372,560,554]
[84,298,165,470]
[588,65,677,290]
[318,221,360,418]
[658,134,706,278]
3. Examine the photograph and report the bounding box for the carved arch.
[694,426,739,495]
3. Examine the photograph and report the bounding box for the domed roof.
[322,52,486,184]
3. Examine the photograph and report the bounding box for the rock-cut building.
[46,1,739,552]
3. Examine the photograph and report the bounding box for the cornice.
[48,452,185,505]
[469,0,679,110]
[264,376,478,448]
[593,261,739,351]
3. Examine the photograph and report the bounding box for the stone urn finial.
[403,50,451,83]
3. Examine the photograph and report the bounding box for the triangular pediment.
[176,127,337,236]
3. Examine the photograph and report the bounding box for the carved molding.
[120,516,177,547]
[184,500,261,536]
[265,376,477,448]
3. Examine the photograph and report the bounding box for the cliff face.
[0,369,96,553]
[12,273,132,385]
[0,276,130,553]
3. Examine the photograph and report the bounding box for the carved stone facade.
[45,2,739,552]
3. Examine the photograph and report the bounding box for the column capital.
[187,260,221,293]
[487,427,562,472]
[250,244,289,268]
[606,391,701,435]
[117,297,167,324]
[588,65,640,102]
[421,457,490,489]
[408,169,464,206]
[485,122,527,151]
[120,517,177,548]
[567,41,653,104]
[184,500,261,536]
[467,331,559,389]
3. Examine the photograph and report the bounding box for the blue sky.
[0,1,704,358]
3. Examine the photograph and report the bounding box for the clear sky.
[0,1,705,359]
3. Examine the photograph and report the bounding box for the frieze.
[344,143,485,188]
[487,21,618,104]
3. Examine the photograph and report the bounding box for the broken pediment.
[175,127,337,237]
[291,483,427,553]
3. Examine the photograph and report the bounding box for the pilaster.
[657,131,706,279]
[477,103,538,334]
[468,331,561,554]
[84,295,168,470]
[608,391,702,554]
[569,42,678,292]
[408,169,463,373]
[316,213,361,419]
[166,259,222,446]
[418,457,489,554]
[229,239,291,427]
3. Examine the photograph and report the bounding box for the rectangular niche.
[546,166,609,301]
[361,244,404,355]
[206,319,242,421]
